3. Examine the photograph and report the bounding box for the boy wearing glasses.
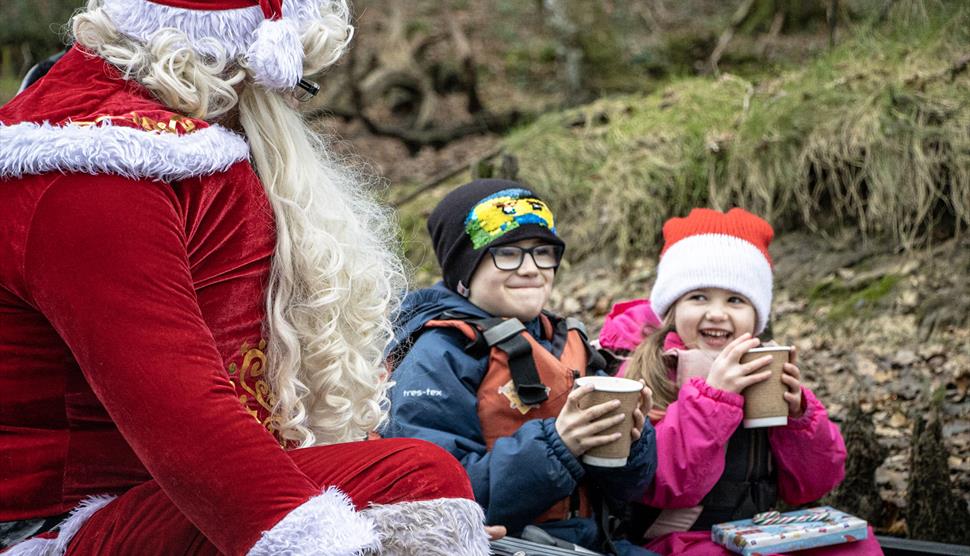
[384,179,657,555]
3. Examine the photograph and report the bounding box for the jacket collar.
[392,282,547,352]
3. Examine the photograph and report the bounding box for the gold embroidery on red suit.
[227,338,281,436]
[69,111,199,134]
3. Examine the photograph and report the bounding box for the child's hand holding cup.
[573,376,645,467]
[739,345,793,428]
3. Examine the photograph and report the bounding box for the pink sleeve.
[598,298,660,352]
[768,387,847,505]
[641,377,744,508]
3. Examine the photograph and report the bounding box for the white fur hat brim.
[649,233,773,333]
[101,0,350,90]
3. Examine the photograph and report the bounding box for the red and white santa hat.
[649,207,775,333]
[101,0,352,90]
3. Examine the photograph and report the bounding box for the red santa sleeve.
[768,386,847,505]
[23,174,378,555]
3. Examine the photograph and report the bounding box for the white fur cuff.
[362,498,490,556]
[5,495,117,556]
[248,487,379,556]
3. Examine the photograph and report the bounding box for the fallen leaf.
[856,356,879,376]
[889,412,908,428]
[874,370,893,384]
[892,349,919,368]
[876,425,905,438]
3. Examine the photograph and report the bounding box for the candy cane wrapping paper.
[711,506,868,555]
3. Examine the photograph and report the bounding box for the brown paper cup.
[739,346,791,428]
[575,376,642,467]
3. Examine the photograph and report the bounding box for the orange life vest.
[423,312,604,524]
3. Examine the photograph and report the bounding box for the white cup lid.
[745,346,792,354]
[575,375,642,393]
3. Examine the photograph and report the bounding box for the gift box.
[711,506,868,555]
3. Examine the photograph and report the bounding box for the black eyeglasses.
[487,244,564,271]
[293,79,320,102]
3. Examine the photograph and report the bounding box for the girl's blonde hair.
[72,1,406,447]
[623,311,678,410]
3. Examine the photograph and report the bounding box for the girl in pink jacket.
[600,208,882,555]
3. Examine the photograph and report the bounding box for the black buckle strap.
[596,492,620,556]
[435,312,496,353]
[443,313,550,406]
[542,313,568,357]
[482,318,526,346]
[497,333,549,405]
[564,317,588,337]
[586,347,608,374]
[565,316,607,373]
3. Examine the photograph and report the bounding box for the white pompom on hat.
[101,0,352,90]
[649,208,775,334]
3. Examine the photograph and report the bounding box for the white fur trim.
[5,495,117,556]
[0,121,249,182]
[248,487,379,556]
[361,498,490,556]
[104,0,259,59]
[650,233,773,332]
[99,0,355,90]
[246,19,304,89]
[101,0,322,60]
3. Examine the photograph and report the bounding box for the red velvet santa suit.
[0,46,478,555]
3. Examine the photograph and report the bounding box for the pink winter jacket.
[600,300,877,555]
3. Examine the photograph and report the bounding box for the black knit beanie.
[428,179,565,295]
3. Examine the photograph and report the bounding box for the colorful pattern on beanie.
[463,188,557,249]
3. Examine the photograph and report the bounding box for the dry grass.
[502,1,970,262]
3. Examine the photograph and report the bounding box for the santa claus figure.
[0,0,491,554]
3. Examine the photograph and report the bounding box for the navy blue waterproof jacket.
[383,283,657,547]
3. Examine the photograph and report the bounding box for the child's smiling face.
[467,238,556,322]
[673,287,757,352]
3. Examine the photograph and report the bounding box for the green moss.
[396,208,437,279]
[860,274,900,302]
[0,74,20,105]
[503,39,560,86]
[405,20,432,36]
[808,277,848,303]
[827,274,901,321]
